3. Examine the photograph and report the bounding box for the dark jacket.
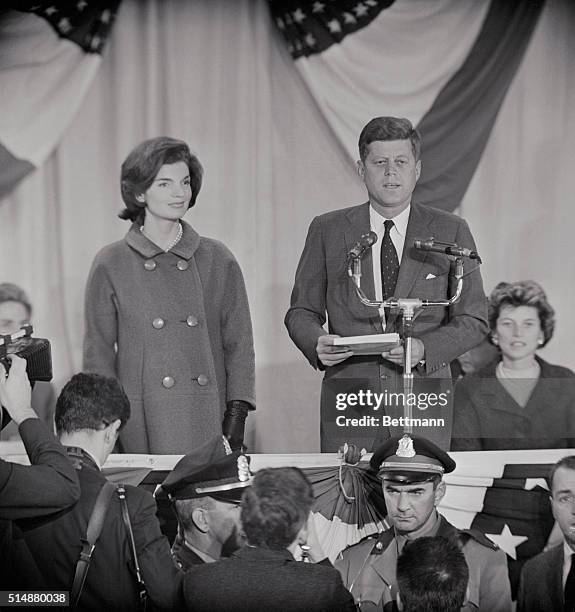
[83,220,255,454]
[0,419,80,590]
[451,356,575,450]
[22,448,183,611]
[285,202,487,451]
[171,533,205,571]
[517,544,563,612]
[183,545,357,612]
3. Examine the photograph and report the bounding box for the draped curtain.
[0,0,573,452]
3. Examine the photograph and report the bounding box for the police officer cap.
[160,435,251,503]
[370,435,456,484]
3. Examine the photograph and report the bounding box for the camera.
[0,325,53,382]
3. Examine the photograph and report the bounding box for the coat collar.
[65,446,100,472]
[231,545,295,564]
[125,219,201,260]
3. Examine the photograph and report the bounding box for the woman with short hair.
[451,280,575,450]
[83,137,255,454]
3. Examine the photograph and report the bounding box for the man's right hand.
[0,355,37,425]
[316,334,353,367]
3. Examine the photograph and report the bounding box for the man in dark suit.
[182,467,356,612]
[160,435,250,570]
[0,356,80,589]
[21,372,183,611]
[285,116,487,451]
[517,455,575,611]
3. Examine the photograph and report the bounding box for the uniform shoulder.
[337,531,391,559]
[459,528,501,552]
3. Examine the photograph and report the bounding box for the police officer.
[160,435,251,570]
[335,434,511,611]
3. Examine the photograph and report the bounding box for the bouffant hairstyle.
[358,116,421,162]
[119,137,203,225]
[488,280,555,347]
[241,467,314,550]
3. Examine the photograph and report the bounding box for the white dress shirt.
[369,204,410,324]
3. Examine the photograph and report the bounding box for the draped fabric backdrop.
[0,0,574,452]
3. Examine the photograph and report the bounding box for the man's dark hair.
[55,373,130,434]
[358,116,421,162]
[549,455,575,494]
[241,467,314,550]
[397,536,469,612]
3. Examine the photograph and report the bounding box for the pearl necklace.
[140,222,183,252]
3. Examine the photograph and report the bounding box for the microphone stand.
[347,256,464,432]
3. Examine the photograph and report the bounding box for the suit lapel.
[550,545,564,609]
[344,202,382,333]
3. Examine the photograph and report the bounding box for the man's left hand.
[382,338,425,368]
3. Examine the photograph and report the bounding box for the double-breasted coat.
[83,221,255,454]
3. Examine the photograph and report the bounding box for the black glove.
[222,400,251,451]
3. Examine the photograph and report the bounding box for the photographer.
[0,282,56,440]
[0,356,80,588]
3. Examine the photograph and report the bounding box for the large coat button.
[196,375,209,386]
[152,317,165,329]
[177,260,189,271]
[162,376,175,388]
[144,260,157,271]
[186,315,198,327]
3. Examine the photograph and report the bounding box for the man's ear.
[191,507,210,533]
[434,480,446,506]
[104,419,121,444]
[357,160,365,180]
[415,159,422,181]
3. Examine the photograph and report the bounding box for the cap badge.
[237,455,250,482]
[396,435,415,458]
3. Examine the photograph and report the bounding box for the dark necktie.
[381,219,399,300]
[565,553,575,611]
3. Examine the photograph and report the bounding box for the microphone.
[347,231,378,260]
[413,238,481,262]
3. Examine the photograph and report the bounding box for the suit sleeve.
[285,216,329,370]
[83,253,119,378]
[450,377,483,451]
[419,218,488,373]
[0,419,80,520]
[129,489,184,610]
[220,252,256,407]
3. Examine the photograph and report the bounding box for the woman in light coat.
[84,137,255,454]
